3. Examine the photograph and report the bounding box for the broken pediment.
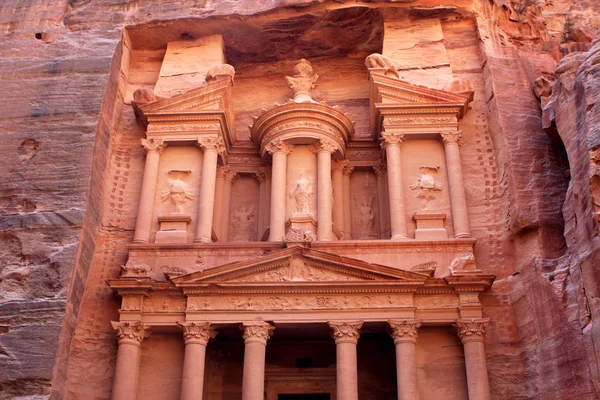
[171,247,430,286]
[366,67,473,140]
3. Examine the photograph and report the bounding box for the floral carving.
[329,321,363,344]
[177,322,216,345]
[388,320,422,344]
[197,136,225,153]
[141,138,166,154]
[316,139,339,154]
[285,59,318,102]
[454,319,489,343]
[265,139,292,155]
[379,131,405,148]
[111,321,148,344]
[440,130,462,145]
[242,322,275,345]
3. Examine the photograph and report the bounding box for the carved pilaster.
[379,131,405,148]
[242,322,275,345]
[141,138,166,154]
[177,322,217,345]
[343,165,354,177]
[328,321,363,344]
[222,166,237,182]
[388,320,422,344]
[255,166,270,183]
[197,136,225,153]
[265,138,293,155]
[440,130,462,145]
[455,319,489,344]
[373,161,387,176]
[111,321,148,346]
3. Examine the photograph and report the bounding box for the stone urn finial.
[286,59,318,103]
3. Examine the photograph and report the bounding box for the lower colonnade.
[110,318,490,400]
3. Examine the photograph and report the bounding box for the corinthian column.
[441,131,471,238]
[195,136,224,243]
[316,139,337,241]
[110,321,148,400]
[329,321,363,400]
[380,132,408,239]
[342,165,354,239]
[242,322,275,400]
[266,139,292,241]
[332,160,346,238]
[133,139,166,243]
[455,319,491,400]
[178,322,217,400]
[389,320,421,400]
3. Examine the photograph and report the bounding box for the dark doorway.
[278,395,330,400]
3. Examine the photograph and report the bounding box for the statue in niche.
[355,195,376,237]
[161,179,194,214]
[291,174,313,216]
[410,166,443,210]
[231,206,256,241]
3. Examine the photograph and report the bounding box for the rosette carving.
[111,321,148,345]
[177,322,217,345]
[242,322,275,345]
[328,321,363,344]
[141,138,166,154]
[454,319,489,343]
[388,320,422,344]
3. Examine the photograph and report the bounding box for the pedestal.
[155,215,191,243]
[413,213,448,240]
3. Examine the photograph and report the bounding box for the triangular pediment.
[172,247,429,286]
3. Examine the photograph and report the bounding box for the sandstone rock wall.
[0,0,599,399]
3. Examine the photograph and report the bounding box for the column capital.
[454,318,490,344]
[177,321,217,345]
[141,138,167,154]
[197,136,225,153]
[440,130,463,145]
[328,321,363,344]
[255,166,271,182]
[242,322,275,345]
[379,131,405,148]
[342,165,354,176]
[332,159,349,172]
[111,321,149,346]
[388,319,422,344]
[313,139,339,154]
[222,166,237,182]
[373,161,387,177]
[265,139,293,155]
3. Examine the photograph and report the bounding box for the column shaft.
[456,319,491,400]
[242,322,274,400]
[179,322,216,400]
[329,321,363,400]
[332,162,345,238]
[212,167,225,241]
[256,168,270,240]
[317,147,333,241]
[389,320,421,400]
[267,142,290,241]
[374,163,391,239]
[442,132,471,238]
[133,139,165,243]
[342,167,353,239]
[381,133,407,239]
[195,137,223,242]
[220,171,235,242]
[111,322,147,400]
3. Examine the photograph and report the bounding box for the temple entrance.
[279,395,331,400]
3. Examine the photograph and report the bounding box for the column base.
[391,234,408,240]
[132,239,149,244]
[454,232,472,238]
[194,237,211,243]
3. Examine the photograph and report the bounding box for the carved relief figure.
[230,206,256,242]
[355,196,376,237]
[365,53,400,79]
[161,179,194,214]
[410,166,443,210]
[291,174,313,216]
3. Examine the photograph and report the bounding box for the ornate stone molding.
[111,321,148,346]
[379,131,405,148]
[265,139,293,156]
[197,136,225,153]
[177,321,217,345]
[242,322,275,345]
[315,139,339,154]
[255,166,271,182]
[328,321,363,344]
[440,130,462,145]
[221,166,237,182]
[454,318,489,344]
[388,320,422,344]
[141,138,166,154]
